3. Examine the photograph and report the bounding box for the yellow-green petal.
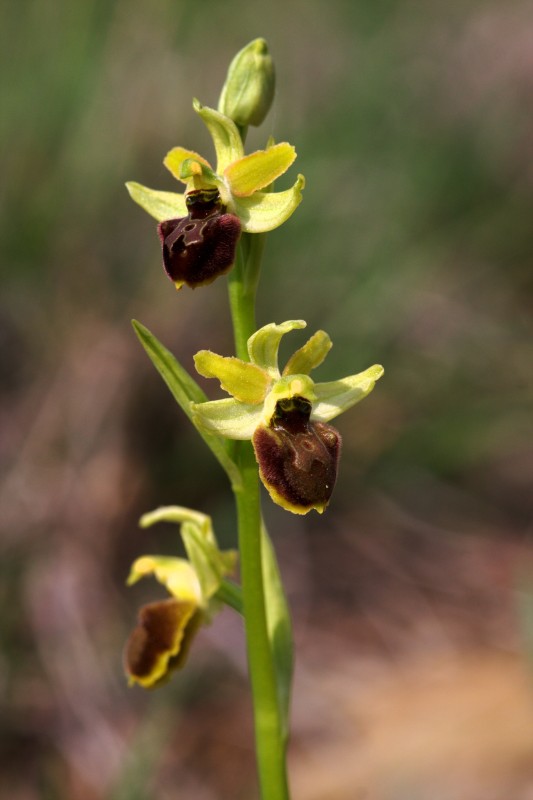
[194,350,270,404]
[163,147,212,183]
[224,142,296,198]
[126,181,187,221]
[312,365,385,422]
[192,397,262,440]
[193,99,244,173]
[283,330,332,376]
[127,555,202,604]
[232,174,305,233]
[247,320,306,377]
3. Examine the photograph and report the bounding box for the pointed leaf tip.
[131,320,242,488]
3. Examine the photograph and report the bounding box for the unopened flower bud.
[218,38,275,128]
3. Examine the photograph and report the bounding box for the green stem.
[235,442,289,800]
[228,238,256,360]
[228,235,290,799]
[216,579,243,614]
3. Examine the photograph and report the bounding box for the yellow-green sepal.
[313,364,385,422]
[224,142,296,197]
[140,505,211,536]
[194,350,270,404]
[181,519,236,605]
[192,397,262,440]
[193,99,244,172]
[247,319,306,376]
[232,174,305,233]
[126,181,187,221]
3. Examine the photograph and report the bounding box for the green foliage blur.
[2,1,533,798]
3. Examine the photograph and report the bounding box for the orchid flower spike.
[192,321,384,514]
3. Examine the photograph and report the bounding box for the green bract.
[192,321,384,514]
[124,506,236,688]
[126,101,304,234]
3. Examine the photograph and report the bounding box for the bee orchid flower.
[191,321,384,514]
[127,101,304,289]
[124,506,236,688]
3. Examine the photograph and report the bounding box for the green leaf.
[132,320,242,489]
[261,523,294,735]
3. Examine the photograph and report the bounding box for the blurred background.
[2,0,533,798]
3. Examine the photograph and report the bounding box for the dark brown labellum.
[252,395,342,514]
[124,598,200,687]
[157,189,241,289]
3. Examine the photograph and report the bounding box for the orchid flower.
[127,101,304,289]
[124,506,236,688]
[192,321,384,514]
